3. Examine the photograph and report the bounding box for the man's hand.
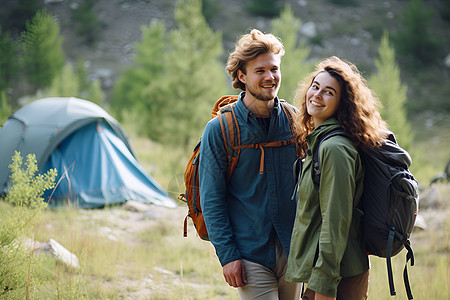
[223,259,247,288]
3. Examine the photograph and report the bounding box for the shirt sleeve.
[307,138,358,297]
[199,118,241,266]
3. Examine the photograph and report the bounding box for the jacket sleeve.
[199,119,241,266]
[307,138,358,297]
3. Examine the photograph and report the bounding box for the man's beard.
[247,85,277,102]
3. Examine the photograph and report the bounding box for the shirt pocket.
[276,143,297,171]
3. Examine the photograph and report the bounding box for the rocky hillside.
[39,0,449,99]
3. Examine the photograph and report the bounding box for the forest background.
[0,0,449,299]
[1,0,449,186]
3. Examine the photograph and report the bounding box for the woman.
[285,56,388,300]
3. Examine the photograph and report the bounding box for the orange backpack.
[179,95,297,240]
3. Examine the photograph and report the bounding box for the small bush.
[0,151,57,298]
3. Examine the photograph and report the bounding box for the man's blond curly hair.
[225,29,285,91]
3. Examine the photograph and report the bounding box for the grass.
[10,183,449,299]
[3,191,238,299]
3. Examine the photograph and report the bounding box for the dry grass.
[27,183,449,299]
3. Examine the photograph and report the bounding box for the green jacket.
[285,118,369,297]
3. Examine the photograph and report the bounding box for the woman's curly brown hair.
[225,29,285,91]
[293,56,388,156]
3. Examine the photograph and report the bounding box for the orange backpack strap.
[235,140,295,174]
[217,100,299,176]
[215,99,300,179]
[217,100,298,179]
[218,103,240,180]
[280,101,301,157]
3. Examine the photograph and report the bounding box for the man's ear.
[237,69,246,85]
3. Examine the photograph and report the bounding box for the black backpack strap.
[312,129,347,190]
[386,228,415,299]
[403,242,415,299]
[386,226,396,296]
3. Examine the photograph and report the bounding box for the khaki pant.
[238,239,302,300]
[302,269,370,300]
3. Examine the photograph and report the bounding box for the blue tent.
[0,97,176,208]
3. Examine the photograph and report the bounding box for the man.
[199,29,301,300]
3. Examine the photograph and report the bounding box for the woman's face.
[306,71,341,127]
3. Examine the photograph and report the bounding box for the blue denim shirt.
[199,92,298,269]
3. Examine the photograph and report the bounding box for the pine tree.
[369,32,413,152]
[71,0,102,45]
[393,0,439,67]
[0,90,12,128]
[271,4,312,103]
[112,0,228,148]
[21,10,65,91]
[86,80,104,105]
[74,59,104,104]
[163,0,227,148]
[48,63,80,97]
[0,27,18,93]
[111,20,167,130]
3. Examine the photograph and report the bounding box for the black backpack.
[311,129,419,300]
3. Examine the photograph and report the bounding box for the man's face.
[238,52,281,102]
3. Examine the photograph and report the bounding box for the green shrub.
[0,151,57,298]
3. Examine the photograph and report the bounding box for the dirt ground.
[78,202,190,299]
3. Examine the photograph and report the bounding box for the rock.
[34,239,80,269]
[49,239,80,268]
[300,22,317,38]
[298,0,308,6]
